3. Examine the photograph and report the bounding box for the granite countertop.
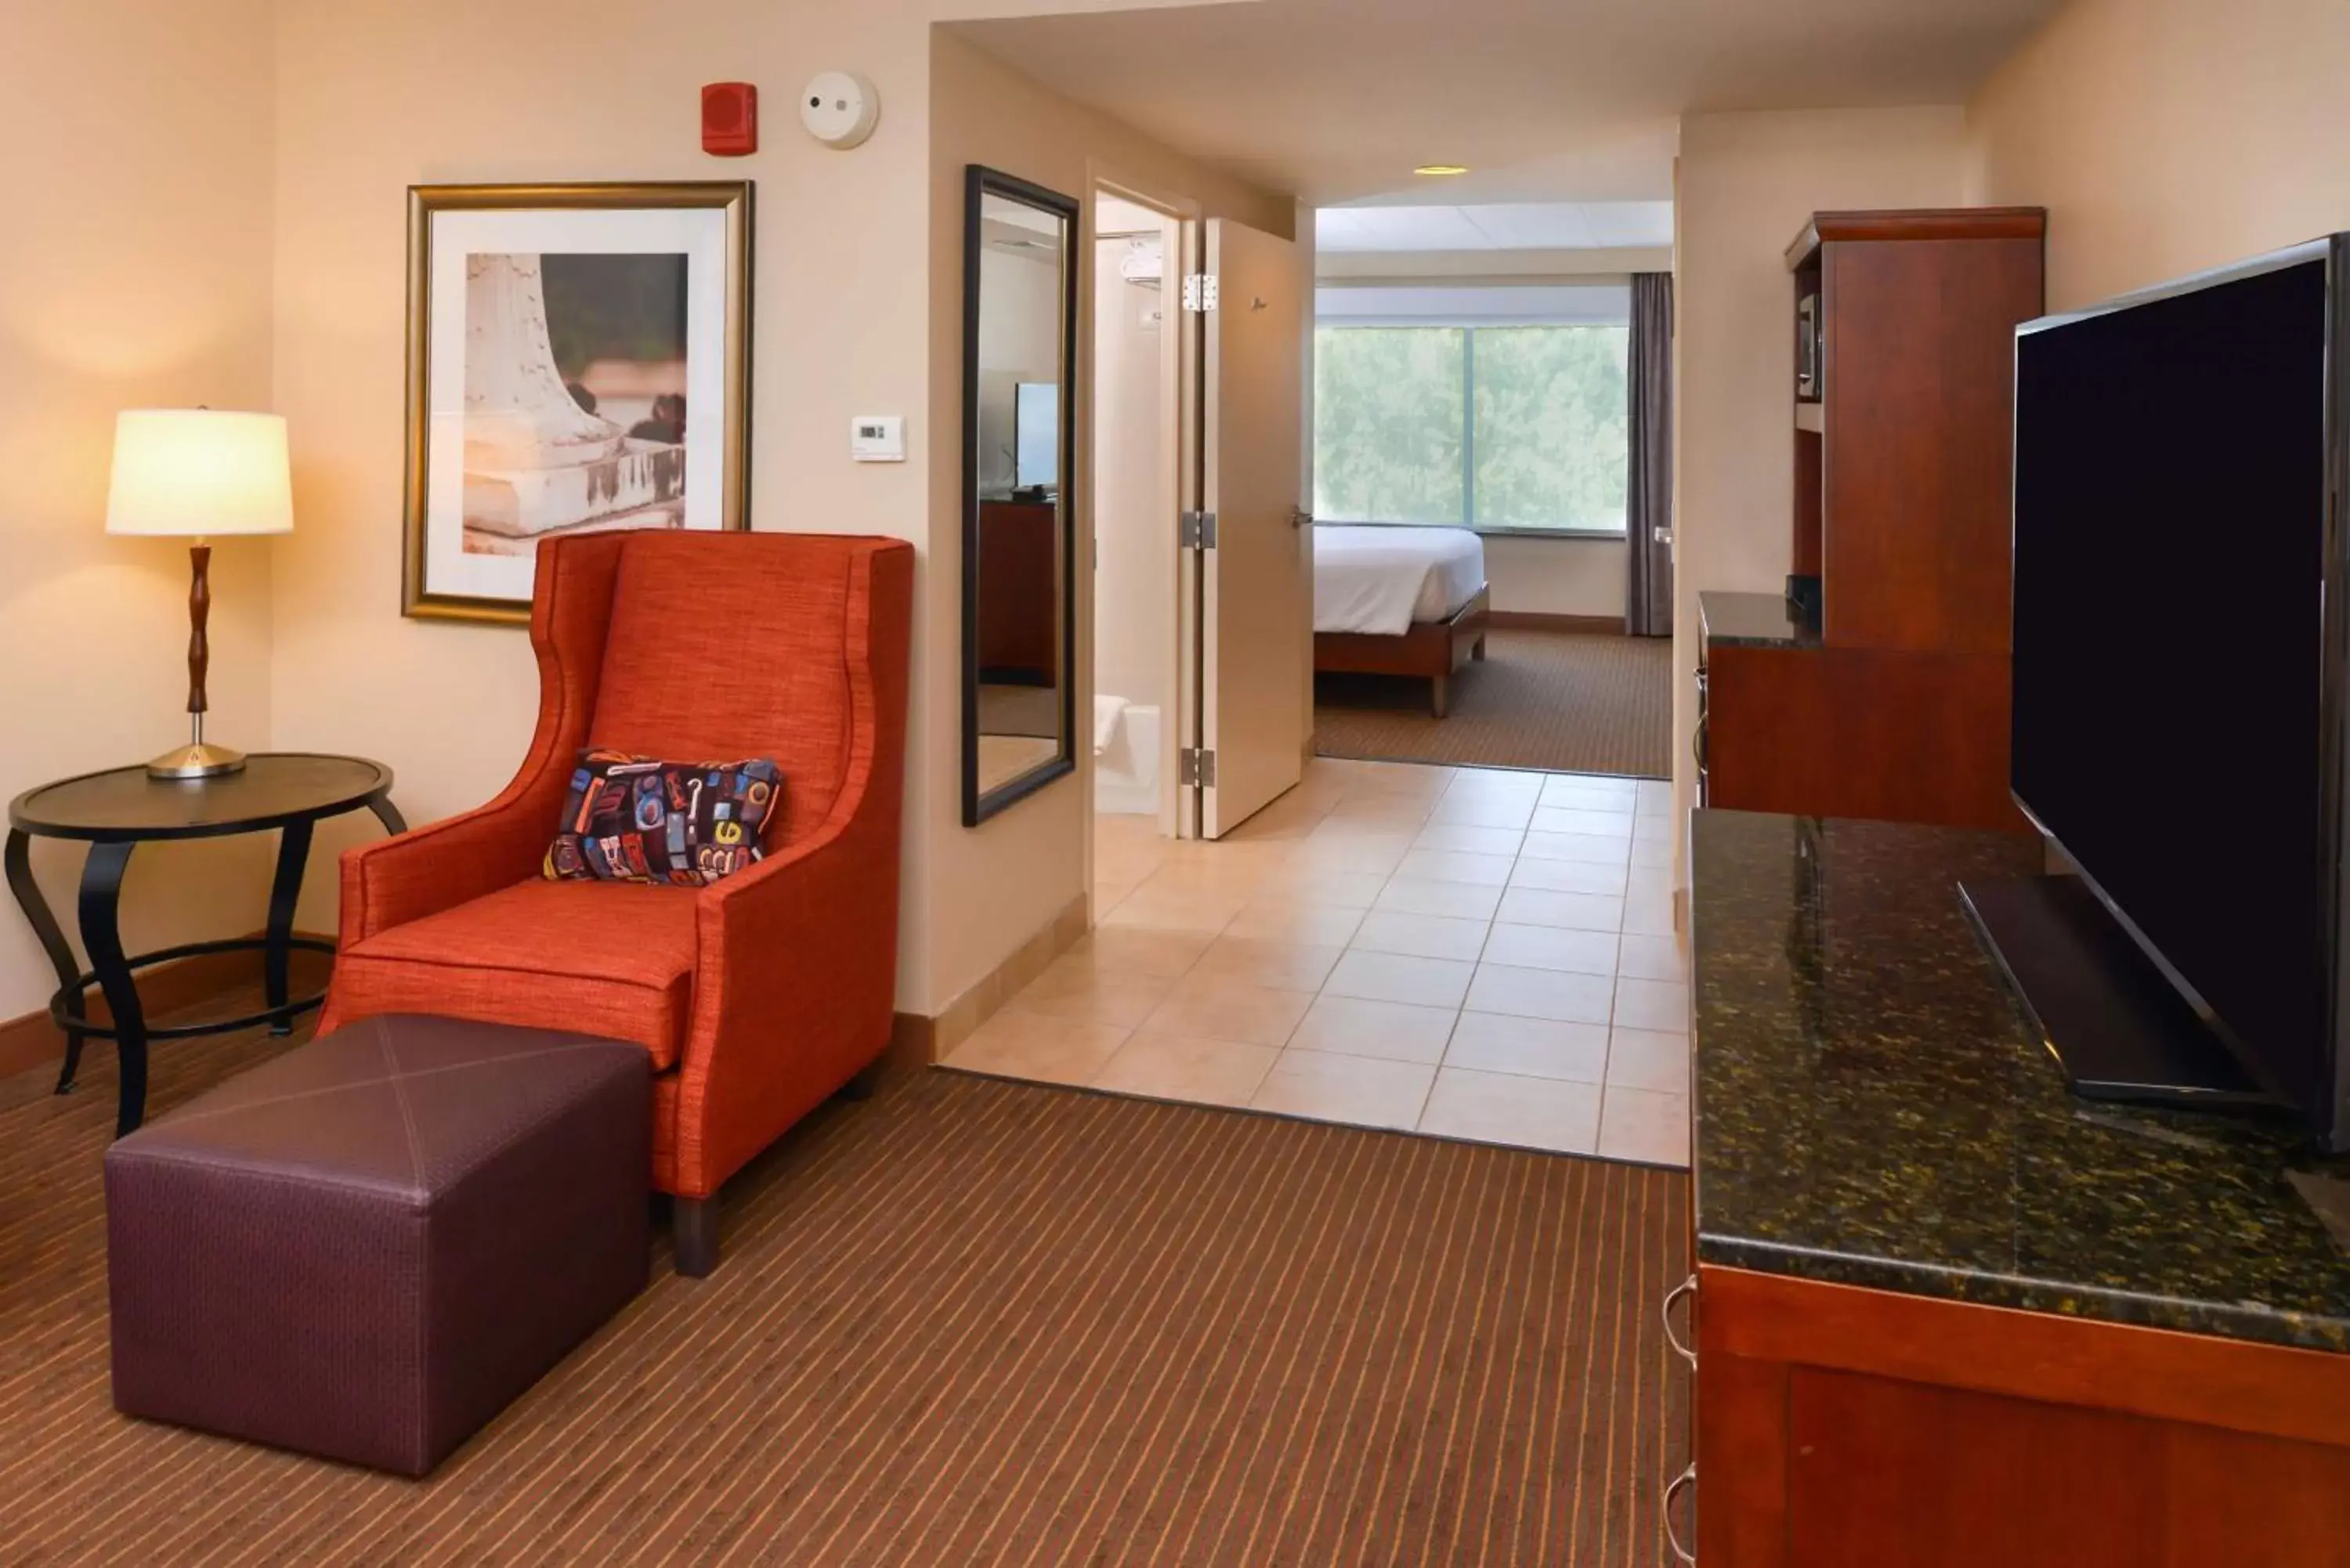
[1692,808,2350,1354]
[1698,590,1820,649]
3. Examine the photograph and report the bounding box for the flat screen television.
[1978,234,2350,1151]
[1014,380,1059,493]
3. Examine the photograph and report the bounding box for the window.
[1313,316,1630,535]
[1310,327,1466,525]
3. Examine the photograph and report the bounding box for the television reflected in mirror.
[962,167,1079,826]
[1014,381,1059,497]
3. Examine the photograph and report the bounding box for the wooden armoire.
[1701,207,2048,831]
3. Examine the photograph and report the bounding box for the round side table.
[4,753,405,1136]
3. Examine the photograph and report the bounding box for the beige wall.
[1668,108,1972,848]
[272,0,936,995]
[1485,537,1625,619]
[0,0,279,1021]
[0,0,1275,1034]
[929,29,1291,1006]
[1968,0,2350,312]
[1092,238,1176,719]
[262,2,1282,1022]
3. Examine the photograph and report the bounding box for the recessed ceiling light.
[1414,164,1470,177]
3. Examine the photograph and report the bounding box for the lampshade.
[105,410,294,538]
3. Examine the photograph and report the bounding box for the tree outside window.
[1314,323,1629,534]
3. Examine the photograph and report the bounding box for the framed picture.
[403,181,754,623]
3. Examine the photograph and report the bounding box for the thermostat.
[851,415,906,463]
[801,71,880,150]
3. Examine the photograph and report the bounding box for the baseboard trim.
[912,891,1091,1068]
[0,1011,63,1082]
[885,1011,936,1079]
[5,909,1103,1089]
[1488,611,1627,635]
[0,933,338,1083]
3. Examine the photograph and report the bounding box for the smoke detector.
[801,71,880,150]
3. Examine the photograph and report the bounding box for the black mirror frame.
[963,164,1082,828]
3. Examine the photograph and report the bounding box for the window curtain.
[1626,272,1675,637]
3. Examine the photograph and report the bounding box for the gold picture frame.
[402,181,754,625]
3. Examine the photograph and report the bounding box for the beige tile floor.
[941,757,1691,1166]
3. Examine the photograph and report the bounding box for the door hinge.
[1178,748,1217,788]
[1182,273,1220,313]
[1180,510,1218,550]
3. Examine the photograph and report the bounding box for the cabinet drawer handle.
[1662,1274,1697,1368]
[1663,1462,1697,1564]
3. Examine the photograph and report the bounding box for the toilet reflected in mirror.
[963,166,1079,826]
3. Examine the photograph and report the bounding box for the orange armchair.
[318,530,913,1276]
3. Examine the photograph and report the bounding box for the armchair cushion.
[590,533,862,847]
[334,880,696,1071]
[544,750,783,886]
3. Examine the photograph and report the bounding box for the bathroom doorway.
[1090,183,1187,840]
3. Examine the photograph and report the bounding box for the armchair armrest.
[338,533,628,947]
[337,789,567,946]
[663,534,913,1199]
[669,802,901,1194]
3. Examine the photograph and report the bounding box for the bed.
[1313,526,1491,717]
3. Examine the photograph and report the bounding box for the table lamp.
[106,410,294,779]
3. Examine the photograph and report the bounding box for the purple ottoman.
[104,1014,649,1476]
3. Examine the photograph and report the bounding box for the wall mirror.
[963,165,1079,826]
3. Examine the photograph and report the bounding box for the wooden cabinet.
[1704,642,2016,829]
[1686,806,2350,1563]
[1690,1266,2350,1566]
[1810,216,2046,656]
[975,500,1060,683]
[1705,208,2045,833]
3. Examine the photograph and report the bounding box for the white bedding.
[1313,526,1486,636]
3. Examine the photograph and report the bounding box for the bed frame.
[1313,584,1490,718]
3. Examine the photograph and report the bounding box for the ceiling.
[1317,201,1674,253]
[948,0,2059,206]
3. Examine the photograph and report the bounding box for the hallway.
[943,757,1688,1165]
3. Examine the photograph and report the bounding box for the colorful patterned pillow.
[544,750,784,887]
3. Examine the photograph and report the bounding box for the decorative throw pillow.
[544,750,784,887]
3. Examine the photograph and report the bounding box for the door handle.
[1662,1274,1697,1368]
[1653,527,1674,545]
[1289,507,1313,529]
[1663,1464,1697,1564]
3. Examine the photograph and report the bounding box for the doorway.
[1089,187,1186,843]
[1086,183,1312,855]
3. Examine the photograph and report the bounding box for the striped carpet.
[0,1027,1689,1566]
[1315,629,1675,779]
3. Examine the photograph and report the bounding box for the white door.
[1195,217,1307,838]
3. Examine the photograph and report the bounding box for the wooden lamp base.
[148,540,245,781]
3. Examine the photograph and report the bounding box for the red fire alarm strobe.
[703,83,757,157]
